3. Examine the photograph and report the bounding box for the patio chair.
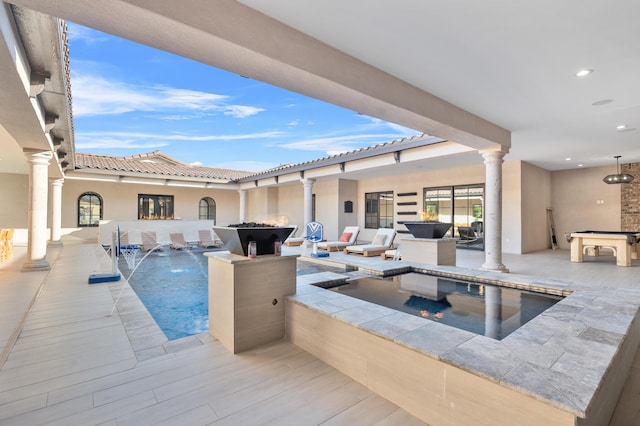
[457,226,478,244]
[140,231,162,251]
[0,228,14,261]
[344,228,396,257]
[317,226,360,252]
[0,229,8,262]
[115,230,140,255]
[283,225,305,246]
[170,233,189,250]
[197,229,221,248]
[382,242,402,260]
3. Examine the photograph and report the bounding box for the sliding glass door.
[423,184,484,250]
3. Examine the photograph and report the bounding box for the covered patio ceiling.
[4,0,639,176]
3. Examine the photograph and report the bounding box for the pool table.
[568,230,640,267]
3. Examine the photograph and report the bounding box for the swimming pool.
[315,272,563,340]
[119,249,209,340]
[120,251,348,340]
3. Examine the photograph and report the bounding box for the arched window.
[78,192,103,227]
[199,197,216,221]
[198,197,216,222]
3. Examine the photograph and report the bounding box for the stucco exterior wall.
[520,161,552,253]
[0,173,28,228]
[337,179,358,239]
[551,166,621,250]
[356,161,487,243]
[501,160,523,254]
[60,179,240,243]
[245,179,360,242]
[273,184,303,227]
[311,179,362,242]
[245,186,281,224]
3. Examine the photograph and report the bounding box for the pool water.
[120,252,348,340]
[119,250,210,340]
[317,272,562,340]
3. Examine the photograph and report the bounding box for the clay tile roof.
[238,133,438,181]
[74,151,253,181]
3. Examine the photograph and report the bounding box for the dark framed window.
[138,194,174,220]
[199,197,216,221]
[78,192,103,227]
[423,184,484,250]
[365,191,394,229]
[78,192,102,226]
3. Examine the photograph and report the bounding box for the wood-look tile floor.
[0,244,424,425]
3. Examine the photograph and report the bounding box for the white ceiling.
[238,0,640,171]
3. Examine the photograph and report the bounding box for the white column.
[50,178,64,246]
[22,150,52,271]
[481,148,509,272]
[238,189,247,223]
[301,178,315,231]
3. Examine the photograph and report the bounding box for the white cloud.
[75,137,168,150]
[358,115,420,136]
[71,72,264,119]
[211,160,278,172]
[74,130,285,150]
[280,133,404,155]
[66,23,110,45]
[223,105,265,118]
[77,130,284,142]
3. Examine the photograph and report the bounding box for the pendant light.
[603,156,634,184]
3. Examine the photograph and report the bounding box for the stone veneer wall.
[621,162,640,231]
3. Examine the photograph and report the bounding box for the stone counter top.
[204,251,298,265]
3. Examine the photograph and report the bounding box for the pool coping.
[290,257,640,419]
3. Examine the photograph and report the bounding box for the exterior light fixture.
[603,156,634,184]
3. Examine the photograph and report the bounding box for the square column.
[206,252,298,353]
[401,238,456,265]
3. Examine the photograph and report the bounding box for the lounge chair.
[141,231,162,251]
[457,226,478,244]
[197,229,221,248]
[169,233,189,250]
[381,242,402,260]
[317,226,360,252]
[344,228,396,257]
[115,230,140,254]
[283,225,304,246]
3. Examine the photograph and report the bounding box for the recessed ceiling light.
[576,69,593,77]
[617,124,627,130]
[578,164,584,167]
[592,99,613,106]
[565,157,572,161]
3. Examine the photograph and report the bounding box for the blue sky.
[67,23,420,172]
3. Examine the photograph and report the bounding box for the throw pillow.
[372,234,387,246]
[339,232,353,242]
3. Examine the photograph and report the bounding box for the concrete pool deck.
[0,242,639,424]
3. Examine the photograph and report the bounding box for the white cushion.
[372,234,387,246]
